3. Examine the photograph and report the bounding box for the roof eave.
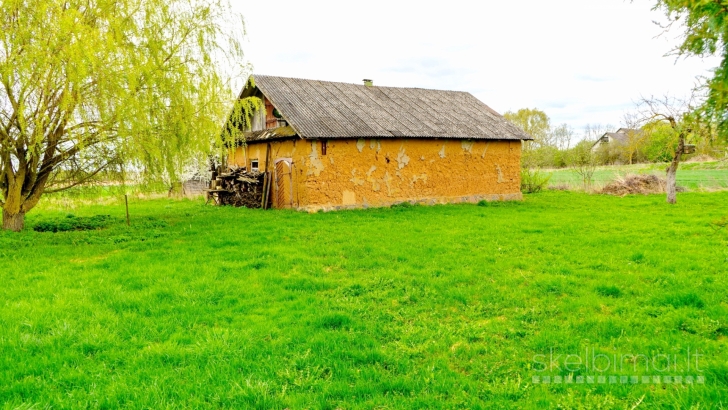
[295,134,533,141]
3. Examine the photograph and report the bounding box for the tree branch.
[43,161,112,194]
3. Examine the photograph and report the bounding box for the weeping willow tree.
[0,0,254,231]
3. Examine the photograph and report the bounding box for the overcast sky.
[232,0,719,137]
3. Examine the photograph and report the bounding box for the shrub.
[521,168,551,194]
[33,214,115,232]
[567,141,598,190]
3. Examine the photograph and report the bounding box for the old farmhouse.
[591,128,641,152]
[226,75,531,211]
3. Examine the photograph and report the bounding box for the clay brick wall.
[230,138,522,211]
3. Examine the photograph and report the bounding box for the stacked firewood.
[209,166,266,208]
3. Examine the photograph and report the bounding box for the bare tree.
[636,96,701,204]
[583,123,614,152]
[583,124,615,143]
[550,124,574,151]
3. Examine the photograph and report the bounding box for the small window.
[251,159,259,172]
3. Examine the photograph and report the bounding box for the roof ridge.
[252,74,473,94]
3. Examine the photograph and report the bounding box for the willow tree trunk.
[2,209,25,231]
[2,165,27,232]
[666,135,685,205]
[1,162,48,232]
[2,185,28,232]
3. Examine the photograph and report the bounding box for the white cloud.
[231,0,719,135]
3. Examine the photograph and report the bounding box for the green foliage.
[0,0,246,228]
[504,108,551,143]
[641,121,678,162]
[524,145,569,168]
[32,214,114,233]
[505,108,577,169]
[588,121,724,167]
[520,167,551,193]
[593,142,621,165]
[653,0,728,139]
[567,140,598,190]
[1,192,727,407]
[221,95,264,148]
[505,105,725,171]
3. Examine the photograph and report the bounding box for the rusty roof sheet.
[248,75,532,141]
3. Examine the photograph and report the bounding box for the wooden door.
[274,159,293,209]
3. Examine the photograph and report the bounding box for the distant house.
[592,128,640,152]
[225,75,532,211]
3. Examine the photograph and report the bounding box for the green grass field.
[1,192,728,408]
[546,161,728,190]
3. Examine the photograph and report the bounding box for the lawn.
[546,160,728,190]
[1,191,727,408]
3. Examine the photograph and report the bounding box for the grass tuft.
[595,285,622,298]
[659,292,706,309]
[629,252,645,263]
[317,313,352,330]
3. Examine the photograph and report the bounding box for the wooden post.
[260,173,268,209]
[265,171,273,210]
[124,195,130,226]
[262,143,272,210]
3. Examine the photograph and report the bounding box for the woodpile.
[207,165,270,208]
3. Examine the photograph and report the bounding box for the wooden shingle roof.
[246,75,532,141]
